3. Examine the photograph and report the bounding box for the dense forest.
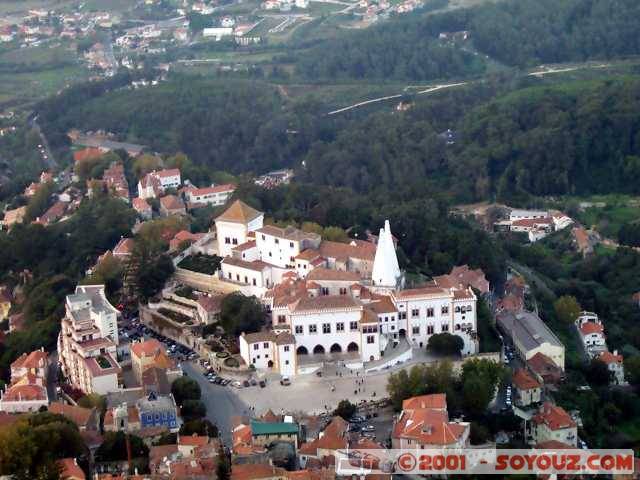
[37,77,336,176]
[294,0,640,80]
[454,77,640,201]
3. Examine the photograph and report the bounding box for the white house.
[239,331,296,377]
[255,225,321,269]
[391,286,478,355]
[215,200,264,258]
[184,183,235,208]
[203,27,233,40]
[598,350,626,385]
[137,169,182,199]
[529,402,577,447]
[512,368,542,407]
[509,209,549,222]
[576,311,607,355]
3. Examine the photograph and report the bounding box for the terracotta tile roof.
[132,197,151,211]
[512,368,541,390]
[2,383,47,401]
[35,201,67,225]
[257,225,320,243]
[527,352,562,380]
[393,408,467,446]
[58,458,86,480]
[49,402,95,429]
[367,296,397,314]
[598,350,623,365]
[113,237,135,256]
[231,463,287,480]
[216,200,262,224]
[73,147,102,163]
[296,249,321,261]
[394,286,449,299]
[222,257,270,272]
[11,349,48,370]
[292,295,361,313]
[131,339,164,359]
[234,240,256,251]
[402,394,447,411]
[512,217,553,228]
[178,434,209,447]
[155,168,180,179]
[149,443,179,464]
[532,402,576,431]
[188,183,236,196]
[160,194,185,211]
[306,268,360,282]
[361,309,378,324]
[580,321,604,336]
[197,294,223,312]
[319,240,375,262]
[300,417,349,456]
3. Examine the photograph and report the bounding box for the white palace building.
[215,201,480,376]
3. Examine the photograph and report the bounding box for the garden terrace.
[178,254,222,275]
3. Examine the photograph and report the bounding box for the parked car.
[351,416,366,423]
[259,380,266,388]
[243,380,250,388]
[362,425,375,432]
[250,378,258,386]
[280,377,291,386]
[232,381,242,388]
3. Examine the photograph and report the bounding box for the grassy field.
[572,195,640,239]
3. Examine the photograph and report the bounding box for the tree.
[469,422,490,445]
[77,393,106,414]
[0,412,87,480]
[171,377,201,404]
[132,154,162,178]
[95,432,148,462]
[625,356,640,386]
[180,419,218,437]
[553,295,581,325]
[181,399,207,421]
[216,443,230,480]
[334,400,357,420]
[427,333,464,356]
[585,358,611,386]
[25,181,54,222]
[219,293,265,336]
[460,359,504,417]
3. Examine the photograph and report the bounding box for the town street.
[182,362,247,444]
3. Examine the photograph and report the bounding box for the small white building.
[598,350,626,385]
[184,183,236,207]
[215,200,264,258]
[239,331,296,377]
[512,368,542,407]
[529,402,577,447]
[203,27,233,40]
[576,311,607,355]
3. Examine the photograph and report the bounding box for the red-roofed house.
[392,394,469,449]
[0,348,49,413]
[178,433,210,456]
[196,294,223,324]
[138,169,181,199]
[512,368,542,407]
[598,350,626,385]
[132,197,152,220]
[527,352,564,385]
[401,393,447,411]
[73,147,102,164]
[169,230,205,251]
[576,312,606,354]
[184,183,236,208]
[159,194,186,217]
[298,416,349,468]
[529,402,577,446]
[130,339,179,384]
[112,237,135,259]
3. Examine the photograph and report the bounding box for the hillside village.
[0,136,634,479]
